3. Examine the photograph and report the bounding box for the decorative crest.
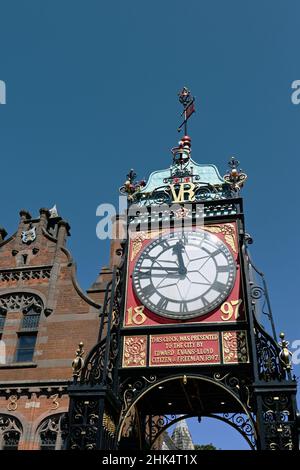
[177,87,195,134]
[21,225,36,244]
[223,157,247,193]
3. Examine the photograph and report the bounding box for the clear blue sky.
[0,0,299,449]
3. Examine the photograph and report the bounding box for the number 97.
[221,299,242,321]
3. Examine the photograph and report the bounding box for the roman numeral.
[141,283,156,297]
[160,239,170,251]
[217,265,230,272]
[211,248,222,257]
[139,269,151,279]
[156,297,169,310]
[201,296,210,307]
[180,303,188,313]
[212,281,227,293]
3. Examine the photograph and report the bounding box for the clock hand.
[140,266,180,273]
[172,240,187,275]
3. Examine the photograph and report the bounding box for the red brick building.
[0,207,111,450]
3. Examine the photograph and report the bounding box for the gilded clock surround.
[131,228,237,320]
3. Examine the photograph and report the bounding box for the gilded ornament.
[72,342,85,379]
[204,224,237,253]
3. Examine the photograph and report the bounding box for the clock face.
[132,230,236,320]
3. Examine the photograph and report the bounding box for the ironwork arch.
[117,374,257,448]
[149,413,255,450]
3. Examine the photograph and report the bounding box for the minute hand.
[140,266,180,273]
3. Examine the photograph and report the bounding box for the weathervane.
[177,87,195,134]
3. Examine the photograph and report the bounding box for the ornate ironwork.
[254,317,284,382]
[213,371,254,412]
[79,269,121,387]
[120,375,157,424]
[125,183,235,207]
[222,413,256,448]
[143,412,256,450]
[247,245,277,340]
[119,170,146,200]
[259,393,298,450]
[68,399,100,450]
[223,157,247,194]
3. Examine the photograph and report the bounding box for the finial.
[119,169,146,200]
[171,135,192,166]
[278,333,293,372]
[223,156,247,194]
[72,342,85,381]
[177,87,195,134]
[49,204,59,218]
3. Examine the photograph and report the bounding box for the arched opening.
[118,374,256,450]
[36,413,66,450]
[152,414,254,450]
[0,414,22,450]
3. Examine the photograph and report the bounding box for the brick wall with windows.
[0,208,118,450]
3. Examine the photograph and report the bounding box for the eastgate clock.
[132,230,236,320]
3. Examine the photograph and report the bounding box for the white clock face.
[132,230,236,319]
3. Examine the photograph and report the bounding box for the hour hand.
[172,240,187,275]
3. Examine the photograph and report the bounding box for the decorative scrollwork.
[254,317,284,382]
[259,391,297,450]
[262,394,289,409]
[68,399,99,450]
[213,372,241,393]
[120,376,157,422]
[213,372,253,413]
[250,285,264,300]
[222,413,256,447]
[79,269,122,386]
[80,339,106,385]
[145,414,177,447]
